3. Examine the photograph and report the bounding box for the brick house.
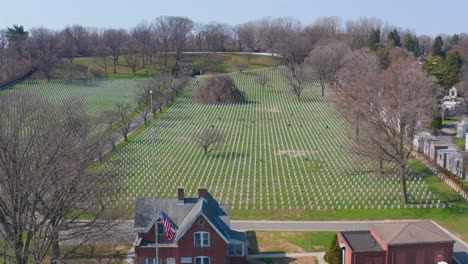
[337,221,454,264]
[133,187,247,264]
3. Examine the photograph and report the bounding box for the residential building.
[133,187,247,264]
[337,221,454,264]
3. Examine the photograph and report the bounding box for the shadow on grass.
[212,152,248,159]
[247,257,303,264]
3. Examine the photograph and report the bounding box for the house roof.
[371,221,454,246]
[134,192,245,244]
[341,231,383,252]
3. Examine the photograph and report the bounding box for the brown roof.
[371,221,454,246]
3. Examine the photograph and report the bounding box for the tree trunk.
[113,54,118,74]
[355,114,360,141]
[124,133,128,142]
[379,159,384,176]
[399,165,408,204]
[203,146,208,156]
[163,50,168,67]
[50,231,60,264]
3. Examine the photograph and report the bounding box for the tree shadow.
[212,152,248,159]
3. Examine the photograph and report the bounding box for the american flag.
[160,210,174,240]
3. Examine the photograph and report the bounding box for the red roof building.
[133,187,246,264]
[337,221,454,264]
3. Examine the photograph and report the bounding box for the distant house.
[133,187,247,264]
[423,138,438,157]
[457,121,468,139]
[337,221,454,264]
[446,151,468,179]
[413,132,434,153]
[436,149,457,168]
[430,141,450,162]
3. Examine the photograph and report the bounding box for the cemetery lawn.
[100,67,467,241]
[232,158,468,241]
[63,53,278,78]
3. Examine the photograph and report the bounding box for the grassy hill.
[56,53,279,79]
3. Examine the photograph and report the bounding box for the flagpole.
[150,89,159,264]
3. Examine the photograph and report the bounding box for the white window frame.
[227,243,245,256]
[194,232,210,248]
[139,258,162,264]
[194,256,210,264]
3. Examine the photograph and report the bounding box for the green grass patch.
[453,137,466,150]
[247,231,335,254]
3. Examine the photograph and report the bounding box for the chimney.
[198,186,208,200]
[177,186,184,204]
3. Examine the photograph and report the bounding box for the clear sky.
[1,0,466,36]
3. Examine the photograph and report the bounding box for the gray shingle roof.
[134,192,245,244]
[371,221,454,246]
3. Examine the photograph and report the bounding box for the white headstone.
[449,86,457,98]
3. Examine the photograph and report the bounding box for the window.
[139,258,162,264]
[157,222,164,237]
[194,232,210,247]
[227,244,244,256]
[194,256,210,264]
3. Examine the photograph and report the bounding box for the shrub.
[324,234,342,264]
[194,75,245,104]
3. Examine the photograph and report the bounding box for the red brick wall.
[386,243,453,264]
[135,246,178,263]
[352,251,386,264]
[177,215,228,264]
[337,232,353,264]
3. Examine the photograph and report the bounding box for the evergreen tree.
[431,36,446,58]
[324,234,342,264]
[369,28,381,51]
[450,34,460,46]
[422,52,461,87]
[403,34,421,57]
[388,29,401,47]
[5,24,28,44]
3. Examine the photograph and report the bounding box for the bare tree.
[153,16,171,66]
[100,110,120,129]
[238,22,258,51]
[102,28,128,74]
[131,22,152,66]
[256,73,269,88]
[115,102,134,142]
[202,22,229,52]
[338,57,440,204]
[236,62,248,73]
[306,41,351,97]
[29,27,61,81]
[418,34,433,56]
[0,93,120,264]
[168,16,194,66]
[124,53,142,75]
[338,49,381,140]
[194,128,225,156]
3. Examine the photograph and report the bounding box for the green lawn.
[63,53,278,79]
[97,67,467,242]
[247,231,335,254]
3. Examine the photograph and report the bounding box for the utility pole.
[150,89,159,264]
